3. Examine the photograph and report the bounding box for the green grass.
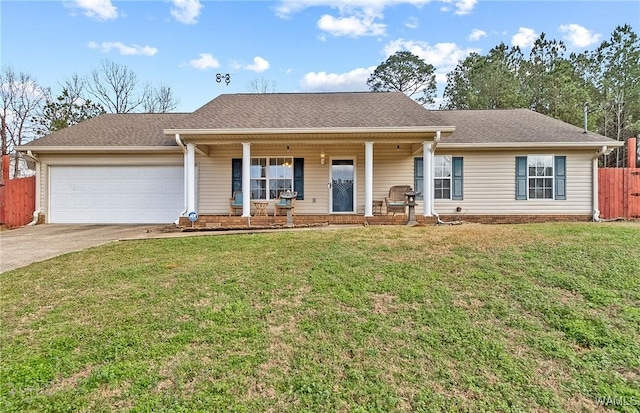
[1,222,639,412]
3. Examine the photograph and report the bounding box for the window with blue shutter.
[294,158,304,200]
[414,156,463,200]
[515,156,527,200]
[554,156,566,200]
[231,158,242,195]
[232,157,304,200]
[414,157,423,200]
[452,157,463,200]
[516,155,567,200]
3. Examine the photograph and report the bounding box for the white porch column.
[423,141,433,217]
[364,141,374,217]
[242,142,251,217]
[186,142,196,213]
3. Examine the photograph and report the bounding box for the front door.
[331,159,355,213]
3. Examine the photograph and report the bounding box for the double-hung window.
[516,155,566,200]
[233,157,304,200]
[527,155,553,199]
[251,157,293,200]
[414,156,463,200]
[434,156,452,199]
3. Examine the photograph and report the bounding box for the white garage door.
[50,165,184,224]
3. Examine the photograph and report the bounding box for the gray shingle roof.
[24,113,189,147]
[436,108,613,144]
[169,92,447,129]
[21,93,618,149]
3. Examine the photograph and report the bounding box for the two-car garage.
[49,165,184,224]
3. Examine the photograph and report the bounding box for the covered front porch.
[169,128,452,223]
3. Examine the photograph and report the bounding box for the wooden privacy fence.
[0,176,36,228]
[1,154,36,229]
[598,138,640,220]
[599,168,640,219]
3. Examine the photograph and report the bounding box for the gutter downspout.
[432,131,441,221]
[175,134,187,226]
[592,145,608,222]
[25,150,40,225]
[429,131,458,225]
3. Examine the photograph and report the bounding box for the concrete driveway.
[0,224,171,273]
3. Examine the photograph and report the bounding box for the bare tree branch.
[0,66,47,175]
[246,77,277,93]
[142,83,179,113]
[87,60,143,113]
[60,73,88,104]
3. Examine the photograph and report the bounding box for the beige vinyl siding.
[432,150,594,215]
[371,146,416,212]
[196,143,418,215]
[198,145,354,214]
[196,146,594,216]
[36,153,183,220]
[196,146,234,213]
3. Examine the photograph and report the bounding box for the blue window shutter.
[515,156,527,200]
[555,156,566,200]
[414,157,423,200]
[294,158,304,200]
[452,157,463,200]
[231,158,242,195]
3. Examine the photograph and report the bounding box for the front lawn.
[1,223,639,412]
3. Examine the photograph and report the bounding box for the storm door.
[331,160,355,213]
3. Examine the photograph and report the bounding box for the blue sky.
[2,0,638,112]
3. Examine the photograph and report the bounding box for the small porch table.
[253,201,269,216]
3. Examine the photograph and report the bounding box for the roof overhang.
[165,126,456,143]
[165,126,456,135]
[15,146,182,154]
[437,141,625,150]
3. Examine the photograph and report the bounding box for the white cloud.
[559,24,601,48]
[453,0,476,15]
[231,57,271,72]
[381,39,479,91]
[0,80,48,104]
[245,56,270,73]
[511,27,538,48]
[274,1,476,38]
[275,1,437,19]
[434,72,448,86]
[468,28,486,41]
[88,41,158,56]
[188,53,220,70]
[317,13,386,37]
[171,0,202,25]
[383,39,478,72]
[70,0,118,20]
[300,66,375,92]
[404,17,419,29]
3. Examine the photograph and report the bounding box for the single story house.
[17,92,622,226]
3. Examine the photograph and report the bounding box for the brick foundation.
[178,213,592,230]
[436,214,592,224]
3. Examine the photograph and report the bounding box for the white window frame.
[434,155,452,200]
[527,155,554,200]
[250,157,293,200]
